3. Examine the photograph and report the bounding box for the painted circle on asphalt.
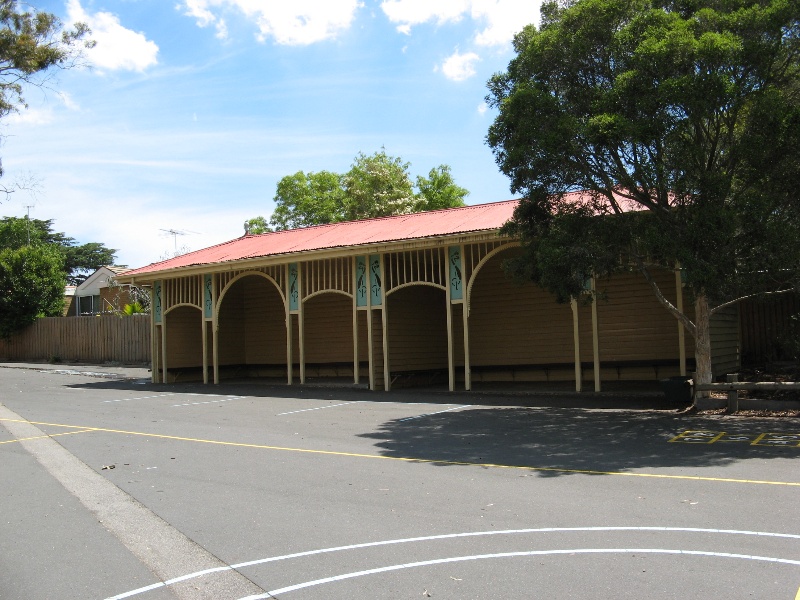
[105,526,800,600]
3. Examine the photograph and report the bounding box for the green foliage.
[122,302,145,316]
[0,1,93,175]
[270,170,346,230]
[249,150,469,231]
[243,216,272,235]
[0,216,118,284]
[341,150,416,220]
[487,0,800,308]
[414,165,470,211]
[106,277,150,315]
[0,244,65,338]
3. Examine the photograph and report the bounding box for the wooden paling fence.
[0,316,151,364]
[739,293,799,366]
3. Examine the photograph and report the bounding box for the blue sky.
[2,0,541,268]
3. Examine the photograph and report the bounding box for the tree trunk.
[694,294,713,398]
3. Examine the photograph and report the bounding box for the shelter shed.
[116,199,736,391]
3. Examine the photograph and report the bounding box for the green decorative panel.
[449,246,463,300]
[203,274,213,318]
[154,281,163,323]
[369,254,382,306]
[288,263,299,311]
[356,256,367,307]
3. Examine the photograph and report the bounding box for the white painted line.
[277,401,365,416]
[105,526,800,600]
[103,394,175,403]
[399,405,472,421]
[240,548,800,599]
[105,582,165,599]
[172,396,244,407]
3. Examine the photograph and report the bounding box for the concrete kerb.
[0,361,151,381]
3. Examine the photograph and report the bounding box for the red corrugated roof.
[122,200,520,277]
[121,191,650,279]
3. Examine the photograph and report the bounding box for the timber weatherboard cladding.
[387,286,449,373]
[710,305,740,376]
[469,251,576,376]
[165,306,203,370]
[120,201,741,392]
[303,294,354,365]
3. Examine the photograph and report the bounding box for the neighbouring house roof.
[106,265,131,275]
[76,266,130,294]
[119,200,521,280]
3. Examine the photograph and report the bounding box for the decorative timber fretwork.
[463,240,519,315]
[462,240,508,286]
[217,265,286,299]
[302,257,353,300]
[163,275,202,313]
[384,248,447,293]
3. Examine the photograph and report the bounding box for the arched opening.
[468,248,578,387]
[217,274,286,381]
[164,305,203,382]
[386,285,448,388]
[593,270,695,381]
[303,292,360,381]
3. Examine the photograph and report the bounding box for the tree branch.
[633,252,697,337]
[710,287,798,315]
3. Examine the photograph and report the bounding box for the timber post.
[726,373,739,413]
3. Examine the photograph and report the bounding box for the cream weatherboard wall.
[140,236,735,390]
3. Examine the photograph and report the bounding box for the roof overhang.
[116,229,508,285]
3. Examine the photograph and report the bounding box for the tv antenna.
[23,204,34,245]
[159,228,200,252]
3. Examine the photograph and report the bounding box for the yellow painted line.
[0,429,96,445]
[668,430,725,444]
[2,418,799,487]
[796,585,800,600]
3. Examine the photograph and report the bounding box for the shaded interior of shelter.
[153,250,737,391]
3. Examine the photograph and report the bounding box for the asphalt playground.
[1,363,798,599]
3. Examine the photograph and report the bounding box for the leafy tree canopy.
[243,216,272,235]
[248,149,469,232]
[486,0,800,385]
[0,244,65,338]
[0,1,93,178]
[0,216,118,285]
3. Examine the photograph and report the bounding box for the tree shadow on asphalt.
[356,406,800,477]
[64,378,800,478]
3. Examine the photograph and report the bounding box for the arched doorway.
[468,248,577,386]
[164,305,203,382]
[386,284,449,388]
[302,292,359,381]
[217,273,286,381]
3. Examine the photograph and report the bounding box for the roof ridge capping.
[244,199,521,238]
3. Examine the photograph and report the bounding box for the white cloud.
[56,92,80,111]
[470,0,540,47]
[179,0,362,46]
[381,0,540,46]
[477,102,488,115]
[7,92,79,125]
[381,0,469,32]
[67,0,158,72]
[7,107,54,125]
[182,0,229,39]
[440,50,479,81]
